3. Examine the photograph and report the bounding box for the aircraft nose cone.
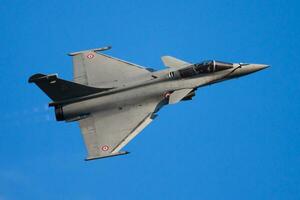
[231,63,270,78]
[252,64,270,72]
[242,64,270,75]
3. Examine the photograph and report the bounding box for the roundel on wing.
[86,53,95,59]
[101,145,109,151]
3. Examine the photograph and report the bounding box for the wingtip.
[84,151,129,161]
[68,46,112,56]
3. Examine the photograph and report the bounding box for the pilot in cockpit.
[177,60,233,78]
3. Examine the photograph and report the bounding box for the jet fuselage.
[58,62,268,122]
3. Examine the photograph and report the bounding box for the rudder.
[28,73,112,102]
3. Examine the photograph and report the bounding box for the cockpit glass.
[177,60,233,78]
[214,61,233,71]
[178,66,197,78]
[194,60,214,73]
[194,60,233,74]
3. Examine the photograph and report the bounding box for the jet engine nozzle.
[55,106,65,121]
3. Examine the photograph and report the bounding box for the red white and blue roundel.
[86,53,95,59]
[101,145,109,151]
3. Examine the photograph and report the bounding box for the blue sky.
[1,0,300,199]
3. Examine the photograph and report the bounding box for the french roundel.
[101,145,109,151]
[86,53,95,59]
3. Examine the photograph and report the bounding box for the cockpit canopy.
[195,60,233,73]
[178,60,233,78]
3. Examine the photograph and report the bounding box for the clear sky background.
[1,0,300,199]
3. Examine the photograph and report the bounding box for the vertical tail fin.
[28,73,112,102]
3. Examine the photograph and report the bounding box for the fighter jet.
[28,46,269,160]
